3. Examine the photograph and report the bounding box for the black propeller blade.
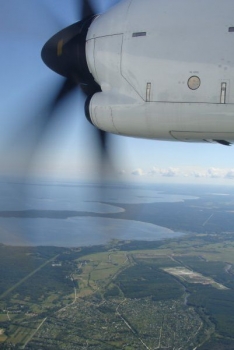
[41,0,110,160]
[81,0,96,19]
[13,0,122,177]
[52,79,78,110]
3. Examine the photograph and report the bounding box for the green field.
[1,233,234,349]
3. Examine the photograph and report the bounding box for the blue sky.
[0,0,234,185]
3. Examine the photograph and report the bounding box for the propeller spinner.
[40,0,109,153]
[41,16,97,89]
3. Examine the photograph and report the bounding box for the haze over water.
[0,180,198,247]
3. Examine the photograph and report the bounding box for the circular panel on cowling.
[188,76,201,90]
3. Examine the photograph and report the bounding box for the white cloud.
[128,165,234,183]
[191,168,227,179]
[207,167,225,178]
[226,169,234,179]
[148,167,160,175]
[160,167,180,177]
[131,168,145,176]
[193,171,206,178]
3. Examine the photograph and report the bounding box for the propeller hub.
[41,16,96,85]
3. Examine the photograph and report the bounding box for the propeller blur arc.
[40,0,115,158]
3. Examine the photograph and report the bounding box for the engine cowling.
[85,0,234,143]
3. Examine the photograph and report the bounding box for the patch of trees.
[188,285,234,338]
[199,337,234,350]
[116,262,184,300]
[0,246,63,295]
[13,262,74,302]
[104,285,120,298]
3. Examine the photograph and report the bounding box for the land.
[1,231,234,349]
[1,185,234,349]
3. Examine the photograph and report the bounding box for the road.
[0,254,60,299]
[116,300,151,350]
[22,317,47,349]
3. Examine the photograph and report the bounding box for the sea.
[0,179,205,247]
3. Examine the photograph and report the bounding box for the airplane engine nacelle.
[86,92,234,143]
[85,92,153,139]
[85,0,234,144]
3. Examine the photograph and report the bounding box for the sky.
[0,0,234,186]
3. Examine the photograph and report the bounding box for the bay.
[0,180,198,246]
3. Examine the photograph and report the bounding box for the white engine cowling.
[85,0,234,144]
